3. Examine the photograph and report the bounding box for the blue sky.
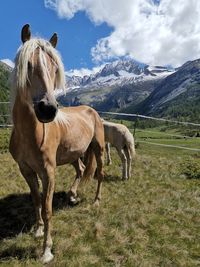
[1,0,200,74]
[0,0,112,71]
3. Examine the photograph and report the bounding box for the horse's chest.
[9,130,44,170]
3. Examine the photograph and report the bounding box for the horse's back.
[104,121,134,148]
[60,105,98,117]
[59,105,104,138]
[103,121,129,139]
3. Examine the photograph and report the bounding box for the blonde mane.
[54,109,70,126]
[12,38,65,93]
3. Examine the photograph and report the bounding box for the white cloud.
[1,59,15,68]
[65,64,104,77]
[45,0,200,67]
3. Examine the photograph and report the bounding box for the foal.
[9,24,104,263]
[103,120,135,179]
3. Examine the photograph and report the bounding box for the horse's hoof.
[69,196,80,206]
[35,226,44,238]
[93,199,100,207]
[122,177,128,181]
[40,249,54,264]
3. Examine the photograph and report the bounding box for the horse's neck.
[12,94,38,131]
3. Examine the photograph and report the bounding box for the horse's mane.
[12,38,65,93]
[54,109,70,126]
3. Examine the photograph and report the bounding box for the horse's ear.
[21,24,31,43]
[49,33,58,48]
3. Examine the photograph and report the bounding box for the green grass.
[0,128,10,153]
[0,128,200,266]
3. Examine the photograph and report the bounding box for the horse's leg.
[117,148,128,180]
[40,165,55,264]
[124,146,132,179]
[69,159,85,203]
[93,143,104,206]
[19,163,44,237]
[105,142,112,165]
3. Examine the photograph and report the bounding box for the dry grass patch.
[0,135,200,266]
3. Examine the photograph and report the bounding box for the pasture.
[0,126,200,266]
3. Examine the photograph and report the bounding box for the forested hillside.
[0,62,11,124]
[123,59,200,123]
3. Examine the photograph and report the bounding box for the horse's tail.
[82,145,97,182]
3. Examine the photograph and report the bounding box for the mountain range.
[66,60,172,90]
[0,57,200,123]
[125,59,200,123]
[59,60,174,111]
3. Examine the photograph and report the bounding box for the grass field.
[0,127,200,267]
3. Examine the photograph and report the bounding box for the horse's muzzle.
[34,100,58,123]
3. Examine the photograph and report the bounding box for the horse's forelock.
[13,38,65,93]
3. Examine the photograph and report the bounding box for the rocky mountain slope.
[66,60,172,89]
[59,60,173,111]
[132,59,200,122]
[0,61,12,98]
[1,57,200,123]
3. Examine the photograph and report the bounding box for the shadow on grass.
[0,191,74,241]
[0,190,85,261]
[0,244,37,261]
[104,174,123,183]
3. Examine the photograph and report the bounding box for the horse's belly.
[56,146,85,166]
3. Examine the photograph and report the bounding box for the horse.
[102,119,135,179]
[9,24,104,264]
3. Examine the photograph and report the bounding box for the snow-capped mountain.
[1,56,199,122]
[66,60,174,91]
[0,59,14,71]
[58,60,175,111]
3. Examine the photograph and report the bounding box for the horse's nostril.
[38,101,46,113]
[49,105,57,114]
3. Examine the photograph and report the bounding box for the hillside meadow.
[0,126,200,267]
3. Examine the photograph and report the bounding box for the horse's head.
[15,24,65,123]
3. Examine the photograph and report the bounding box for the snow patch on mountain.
[0,59,15,68]
[66,60,175,91]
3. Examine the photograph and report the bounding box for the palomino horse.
[9,24,104,264]
[102,119,135,179]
